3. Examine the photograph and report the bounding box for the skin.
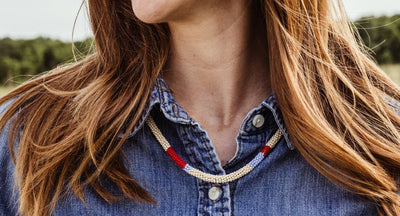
[132,0,271,166]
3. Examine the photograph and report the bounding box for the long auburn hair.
[1,0,400,215]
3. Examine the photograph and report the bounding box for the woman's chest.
[53,134,377,216]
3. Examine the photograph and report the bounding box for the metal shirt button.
[252,114,265,128]
[208,186,222,201]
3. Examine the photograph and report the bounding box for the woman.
[1,0,400,215]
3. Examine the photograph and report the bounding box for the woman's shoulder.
[0,97,19,163]
[382,94,400,115]
[0,97,18,142]
[0,98,19,215]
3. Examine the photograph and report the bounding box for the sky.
[1,0,400,41]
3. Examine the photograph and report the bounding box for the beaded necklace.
[146,116,283,183]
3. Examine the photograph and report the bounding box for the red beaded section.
[260,146,271,157]
[166,147,187,169]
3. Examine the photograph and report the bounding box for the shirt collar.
[126,77,295,150]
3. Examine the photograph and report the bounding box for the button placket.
[177,123,231,215]
[198,182,231,215]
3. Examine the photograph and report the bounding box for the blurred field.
[0,64,399,98]
[0,86,14,97]
[381,64,400,84]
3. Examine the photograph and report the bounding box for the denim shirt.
[0,78,383,216]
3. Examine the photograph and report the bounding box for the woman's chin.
[131,0,170,23]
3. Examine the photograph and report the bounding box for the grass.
[380,64,400,84]
[0,86,15,97]
[0,64,399,97]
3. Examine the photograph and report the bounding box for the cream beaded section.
[146,116,283,183]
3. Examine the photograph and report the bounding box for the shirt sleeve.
[382,94,400,116]
[0,99,19,216]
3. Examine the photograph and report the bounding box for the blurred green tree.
[0,37,92,85]
[355,14,400,64]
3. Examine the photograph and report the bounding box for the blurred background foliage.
[0,37,92,85]
[355,14,400,64]
[0,14,399,93]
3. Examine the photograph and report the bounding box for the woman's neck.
[163,1,270,129]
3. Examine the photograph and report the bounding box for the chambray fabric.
[0,78,382,216]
